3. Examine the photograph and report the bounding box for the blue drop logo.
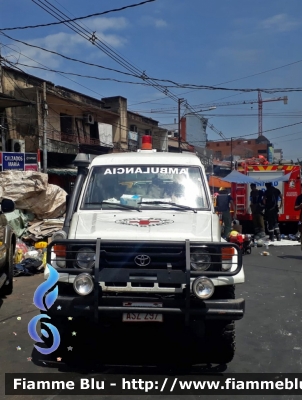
[28,264,61,355]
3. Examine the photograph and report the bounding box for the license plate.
[122,313,163,322]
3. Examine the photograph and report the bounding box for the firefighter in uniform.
[249,183,265,239]
[294,187,302,249]
[263,182,282,241]
[216,187,236,239]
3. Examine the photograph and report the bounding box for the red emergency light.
[141,135,152,150]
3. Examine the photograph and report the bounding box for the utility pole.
[42,82,48,173]
[230,137,233,170]
[178,98,185,152]
[258,90,288,136]
[0,45,5,152]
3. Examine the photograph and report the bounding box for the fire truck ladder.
[235,184,247,215]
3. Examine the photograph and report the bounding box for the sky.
[1,0,302,159]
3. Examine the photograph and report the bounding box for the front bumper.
[48,294,245,321]
[48,238,245,325]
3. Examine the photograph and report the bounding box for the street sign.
[25,153,37,164]
[2,152,25,171]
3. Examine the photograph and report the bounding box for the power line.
[31,0,180,103]
[3,31,302,95]
[6,61,153,87]
[32,0,141,77]
[20,60,301,110]
[24,0,205,143]
[2,63,167,147]
[0,0,157,31]
[0,32,140,79]
[2,50,164,123]
[211,60,302,87]
[2,44,109,99]
[203,121,302,143]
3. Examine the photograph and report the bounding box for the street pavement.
[1,244,302,399]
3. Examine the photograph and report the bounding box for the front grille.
[60,242,221,272]
[84,242,186,271]
[49,239,242,294]
[49,240,241,277]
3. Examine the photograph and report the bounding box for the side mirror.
[0,198,15,214]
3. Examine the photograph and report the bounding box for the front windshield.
[81,165,209,210]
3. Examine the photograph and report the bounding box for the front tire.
[0,245,13,296]
[204,320,236,364]
[204,285,236,364]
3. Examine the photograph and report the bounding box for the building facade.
[1,67,168,162]
[206,136,272,161]
[0,66,172,193]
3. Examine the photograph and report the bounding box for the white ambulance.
[46,136,245,365]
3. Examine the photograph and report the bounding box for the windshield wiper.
[85,201,141,212]
[138,201,197,213]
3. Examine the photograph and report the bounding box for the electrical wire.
[0,0,156,31]
[2,63,168,151]
[203,121,302,143]
[3,9,213,137]
[3,31,302,96]
[31,0,180,103]
[4,4,300,145]
[3,52,170,136]
[5,61,158,88]
[0,32,140,79]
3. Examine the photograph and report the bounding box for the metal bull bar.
[47,239,243,324]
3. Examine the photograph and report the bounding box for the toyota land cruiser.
[45,137,245,364]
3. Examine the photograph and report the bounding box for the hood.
[71,210,213,241]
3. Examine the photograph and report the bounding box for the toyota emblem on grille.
[134,254,151,266]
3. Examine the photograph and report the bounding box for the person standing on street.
[294,188,302,249]
[216,187,236,239]
[263,182,282,241]
[250,183,265,239]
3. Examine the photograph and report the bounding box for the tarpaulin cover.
[208,175,231,188]
[221,169,292,184]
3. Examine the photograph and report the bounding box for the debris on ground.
[13,239,49,276]
[0,170,66,267]
[0,171,66,276]
[0,171,67,219]
[24,218,64,241]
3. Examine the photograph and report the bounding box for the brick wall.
[206,138,269,160]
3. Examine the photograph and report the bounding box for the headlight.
[221,247,235,271]
[76,247,95,269]
[192,277,214,299]
[73,273,94,296]
[55,257,66,268]
[51,230,67,241]
[190,249,211,271]
[222,261,232,271]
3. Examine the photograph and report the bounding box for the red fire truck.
[231,157,301,233]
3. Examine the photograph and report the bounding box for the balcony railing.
[48,131,100,146]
